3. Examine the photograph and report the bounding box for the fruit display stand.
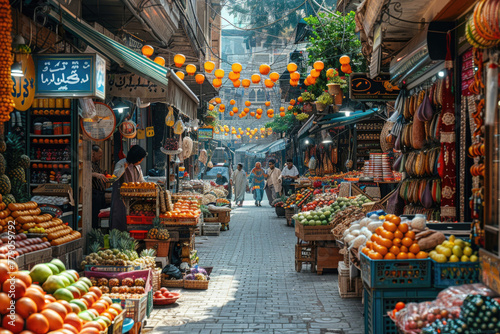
[121,183,161,233]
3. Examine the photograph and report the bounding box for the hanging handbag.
[387,183,405,216]
[422,180,434,208]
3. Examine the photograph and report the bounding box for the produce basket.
[207,210,230,224]
[275,206,286,217]
[84,265,141,272]
[144,239,170,257]
[153,292,181,305]
[84,269,153,293]
[183,279,209,290]
[129,230,148,240]
[285,207,295,226]
[295,223,336,241]
[432,260,481,288]
[161,277,184,288]
[360,253,431,289]
[126,216,154,225]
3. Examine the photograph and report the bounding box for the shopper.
[248,162,265,206]
[91,145,108,229]
[281,158,299,196]
[264,159,282,206]
[231,163,248,207]
[215,172,229,186]
[110,145,147,231]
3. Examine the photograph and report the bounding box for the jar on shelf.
[32,99,39,108]
[34,123,42,135]
[56,99,64,109]
[54,122,62,135]
[42,121,53,135]
[63,122,71,134]
[48,99,56,109]
[64,99,71,108]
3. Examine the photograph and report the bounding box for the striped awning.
[47,5,199,119]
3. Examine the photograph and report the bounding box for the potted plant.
[315,91,334,112]
[300,91,316,113]
[326,69,348,105]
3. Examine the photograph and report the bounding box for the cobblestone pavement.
[146,197,364,334]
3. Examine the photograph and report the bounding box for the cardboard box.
[32,184,75,206]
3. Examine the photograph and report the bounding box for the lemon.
[435,254,448,263]
[449,235,456,243]
[470,255,478,262]
[463,246,473,257]
[454,239,465,248]
[452,245,463,258]
[429,250,438,259]
[449,255,459,263]
[461,255,470,262]
[439,247,452,258]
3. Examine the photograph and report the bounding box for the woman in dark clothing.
[110,145,148,231]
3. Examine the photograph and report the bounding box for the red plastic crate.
[126,216,154,225]
[129,230,148,239]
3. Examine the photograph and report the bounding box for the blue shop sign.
[34,54,106,99]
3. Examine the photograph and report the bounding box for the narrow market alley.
[146,196,364,334]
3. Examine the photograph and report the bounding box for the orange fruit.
[397,252,408,259]
[392,238,402,247]
[63,324,79,334]
[375,226,384,235]
[407,253,416,259]
[57,300,73,314]
[405,231,416,239]
[416,251,428,259]
[409,243,420,254]
[89,287,102,299]
[383,221,397,232]
[387,215,401,225]
[365,241,373,250]
[83,321,104,332]
[400,245,409,253]
[395,302,405,311]
[11,271,32,288]
[373,243,388,256]
[3,278,26,299]
[371,234,380,243]
[91,302,107,315]
[0,292,12,314]
[398,223,409,233]
[25,289,45,312]
[394,230,403,239]
[378,237,393,249]
[402,237,413,248]
[79,328,100,334]
[107,307,119,318]
[15,297,38,318]
[381,230,394,240]
[44,295,56,303]
[26,313,49,334]
[64,313,82,332]
[384,253,396,260]
[361,247,370,256]
[43,302,67,320]
[40,309,64,331]
[368,251,383,260]
[389,246,400,255]
[2,313,24,334]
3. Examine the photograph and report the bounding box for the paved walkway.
[146,197,364,334]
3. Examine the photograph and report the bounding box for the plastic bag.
[173,119,185,134]
[308,156,317,170]
[165,106,175,127]
[199,149,208,164]
[78,98,97,119]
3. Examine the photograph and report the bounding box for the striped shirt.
[92,161,106,192]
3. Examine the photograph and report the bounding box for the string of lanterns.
[212,125,274,139]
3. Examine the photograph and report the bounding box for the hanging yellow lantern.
[195,74,205,84]
[290,79,299,87]
[311,69,320,78]
[260,127,265,133]
[250,111,256,117]
[229,111,234,116]
[313,60,324,71]
[228,71,240,81]
[208,104,215,111]
[239,113,244,118]
[142,45,155,57]
[339,55,351,65]
[259,64,271,75]
[268,113,274,118]
[242,79,251,88]
[224,133,228,136]
[256,108,263,115]
[213,78,222,88]
[290,99,296,106]
[308,75,317,85]
[304,79,311,86]
[326,68,335,78]
[232,63,242,73]
[185,64,196,76]
[288,105,293,111]
[237,135,241,139]
[154,56,165,66]
[249,135,253,138]
[287,62,298,73]
[264,79,274,88]
[215,97,222,104]
[290,72,300,81]
[265,101,271,107]
[251,74,261,84]
[261,135,265,138]
[173,54,186,67]
[204,61,215,73]
[214,69,225,79]
[245,101,251,107]
[269,72,280,82]
[246,128,250,132]
[230,99,236,105]
[244,107,250,113]
[218,108,224,113]
[232,107,238,113]
[176,71,185,80]
[233,80,241,88]
[280,111,285,117]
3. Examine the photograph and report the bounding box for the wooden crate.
[316,245,343,275]
[295,223,335,241]
[294,242,316,273]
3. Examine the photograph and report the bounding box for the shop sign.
[34,53,106,99]
[12,54,35,111]
[122,33,144,52]
[198,128,213,141]
[108,73,166,101]
[349,73,400,101]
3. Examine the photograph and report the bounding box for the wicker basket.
[275,206,286,217]
[144,239,170,257]
[183,280,209,290]
[161,275,184,288]
[152,268,161,292]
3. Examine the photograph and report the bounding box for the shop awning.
[315,109,377,132]
[47,5,199,119]
[235,144,257,153]
[246,142,275,158]
[267,139,287,153]
[297,115,316,138]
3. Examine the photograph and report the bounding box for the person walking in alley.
[281,158,299,196]
[91,145,108,229]
[248,162,265,206]
[231,163,248,207]
[264,159,281,206]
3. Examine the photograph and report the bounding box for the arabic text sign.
[108,73,166,101]
[349,73,400,101]
[198,128,213,141]
[35,54,106,99]
[12,54,36,111]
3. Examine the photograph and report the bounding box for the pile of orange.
[160,199,200,219]
[361,214,428,260]
[0,259,124,334]
[32,164,70,169]
[32,110,71,116]
[0,0,14,123]
[32,139,70,145]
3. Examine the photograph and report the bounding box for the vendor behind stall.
[110,145,147,231]
[216,172,229,186]
[281,158,299,196]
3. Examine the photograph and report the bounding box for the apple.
[160,288,168,293]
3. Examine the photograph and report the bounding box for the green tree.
[265,112,296,134]
[304,11,366,97]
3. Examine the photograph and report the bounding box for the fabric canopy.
[298,109,377,138]
[47,5,199,119]
[235,144,257,153]
[246,142,275,158]
[268,139,287,153]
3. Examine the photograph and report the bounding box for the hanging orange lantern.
[185,64,196,76]
[268,113,273,118]
[195,74,205,84]
[256,114,262,119]
[220,104,226,110]
[307,75,316,85]
[228,71,240,81]
[208,104,215,111]
[290,79,299,87]
[230,99,236,105]
[269,72,280,82]
[232,63,242,73]
[304,80,311,86]
[212,78,222,88]
[251,74,261,84]
[313,60,324,71]
[249,135,253,138]
[142,45,155,57]
[290,99,296,106]
[250,111,256,117]
[214,69,225,79]
[311,69,320,78]
[245,101,251,107]
[215,97,222,104]
[293,112,298,116]
[239,114,244,118]
[176,71,185,80]
[287,62,298,73]
[264,79,274,88]
[290,72,300,81]
[232,107,238,113]
[280,111,285,117]
[259,64,271,75]
[339,55,351,65]
[288,105,293,111]
[154,56,165,66]
[244,107,250,113]
[224,133,228,136]
[219,108,224,113]
[341,64,352,74]
[229,111,234,116]
[256,108,263,115]
[233,79,241,88]
[326,68,335,77]
[265,101,271,107]
[204,61,215,73]
[267,109,274,114]
[279,106,285,112]
[242,79,251,88]
[298,96,303,103]
[237,135,241,139]
[173,54,186,67]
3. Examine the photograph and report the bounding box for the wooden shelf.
[30,134,71,138]
[485,225,499,233]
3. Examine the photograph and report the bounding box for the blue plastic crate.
[360,253,432,289]
[364,287,441,334]
[432,260,481,288]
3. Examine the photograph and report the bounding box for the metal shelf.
[30,160,71,163]
[30,134,72,138]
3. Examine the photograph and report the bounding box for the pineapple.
[0,139,6,153]
[147,217,161,239]
[0,154,5,175]
[89,242,101,254]
[8,167,25,183]
[0,175,11,195]
[3,194,15,205]
[4,133,28,201]
[18,155,30,169]
[5,133,24,169]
